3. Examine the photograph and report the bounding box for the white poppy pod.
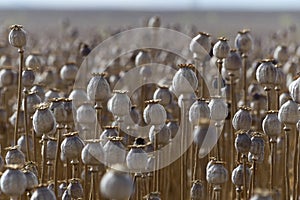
[256,59,277,87]
[148,16,161,28]
[206,161,228,185]
[50,98,67,124]
[24,170,38,190]
[208,97,228,121]
[135,51,151,67]
[235,131,251,154]
[0,67,14,86]
[45,89,60,102]
[5,146,25,165]
[41,137,57,161]
[60,63,78,82]
[25,54,41,70]
[143,99,167,126]
[172,64,198,95]
[32,103,56,136]
[189,32,211,57]
[30,186,56,200]
[279,92,291,107]
[232,107,252,131]
[103,137,126,165]
[189,98,210,126]
[213,37,230,59]
[25,91,41,115]
[289,77,300,104]
[262,110,281,138]
[153,85,172,106]
[278,99,299,125]
[107,90,131,117]
[87,72,111,103]
[1,166,26,198]
[99,126,119,146]
[22,69,35,88]
[194,124,218,158]
[69,88,88,108]
[100,168,134,200]
[76,102,96,125]
[234,29,253,54]
[126,145,148,171]
[249,134,265,164]
[31,84,45,102]
[149,124,171,146]
[17,135,33,156]
[231,164,251,187]
[60,132,84,161]
[81,139,104,166]
[8,24,27,48]
[190,180,205,200]
[223,49,242,72]
[273,45,289,64]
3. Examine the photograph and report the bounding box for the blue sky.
[0,0,300,10]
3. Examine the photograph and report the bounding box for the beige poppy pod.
[289,76,300,104]
[189,32,211,57]
[60,132,84,161]
[107,90,131,117]
[189,98,210,126]
[50,97,67,125]
[31,185,56,200]
[22,69,35,89]
[81,139,104,166]
[69,88,88,108]
[232,107,252,131]
[63,98,74,124]
[8,24,26,48]
[5,146,25,165]
[190,180,205,200]
[0,67,14,86]
[32,103,56,137]
[25,91,41,115]
[87,72,111,103]
[172,64,198,95]
[231,163,251,188]
[273,45,289,64]
[255,59,277,87]
[143,99,167,126]
[25,54,41,71]
[213,37,230,59]
[235,131,251,154]
[278,99,299,125]
[223,49,242,72]
[23,170,38,191]
[60,62,78,83]
[262,110,281,138]
[126,145,148,171]
[41,137,57,161]
[234,29,253,54]
[76,102,96,128]
[206,161,228,185]
[100,126,119,146]
[148,16,161,28]
[0,165,27,199]
[208,97,228,121]
[17,135,33,157]
[103,137,126,165]
[67,178,83,199]
[249,133,265,164]
[153,85,172,106]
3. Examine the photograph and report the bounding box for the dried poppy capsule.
[9,110,25,129]
[262,110,281,139]
[0,165,27,199]
[190,32,211,58]
[32,103,56,137]
[0,67,14,87]
[9,24,26,48]
[289,76,300,104]
[50,97,67,125]
[41,137,57,161]
[232,107,252,131]
[81,139,104,166]
[208,97,228,121]
[213,37,230,59]
[31,84,45,102]
[17,135,33,157]
[76,102,96,129]
[278,99,299,125]
[25,91,41,116]
[5,146,25,165]
[67,178,83,199]
[144,99,167,127]
[273,45,289,64]
[255,59,277,87]
[45,88,60,102]
[103,137,126,165]
[148,16,161,28]
[107,90,131,117]
[25,54,41,71]
[235,29,253,54]
[23,170,38,191]
[206,161,228,185]
[235,131,251,154]
[223,49,242,73]
[87,72,111,103]
[31,185,56,200]
[190,180,205,200]
[153,85,172,106]
[69,88,88,108]
[172,64,198,95]
[22,69,35,89]
[126,144,148,171]
[100,126,119,146]
[60,63,78,83]
[231,163,251,188]
[189,98,210,126]
[274,65,286,89]
[166,119,179,139]
[249,133,265,164]
[100,166,134,200]
[60,132,84,162]
[149,124,171,146]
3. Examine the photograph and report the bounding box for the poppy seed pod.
[213,37,230,59]
[81,139,104,166]
[100,126,119,146]
[5,146,25,165]
[31,84,45,102]
[148,16,161,28]
[60,63,78,83]
[249,133,265,163]
[278,99,299,125]
[67,178,83,199]
[190,180,205,200]
[32,103,56,137]
[208,97,228,121]
[167,119,179,139]
[232,107,252,131]
[17,135,33,156]
[153,85,172,106]
[61,132,84,161]
[30,186,56,200]
[172,64,198,95]
[63,98,74,124]
[223,49,242,72]
[274,66,286,88]
[190,32,211,57]
[125,105,140,126]
[143,99,167,126]
[289,77,300,104]
[25,54,41,71]
[50,98,67,125]
[100,167,134,200]
[262,110,281,138]
[0,67,14,86]
[273,45,289,64]
[107,90,131,117]
[76,102,96,127]
[189,98,210,126]
[9,24,26,48]
[232,163,251,188]
[103,137,126,165]
[25,91,41,116]
[126,145,148,171]
[206,161,228,185]
[234,29,253,54]
[0,165,27,198]
[22,69,35,88]
[23,170,38,190]
[135,51,151,67]
[87,72,111,103]
[149,124,171,146]
[193,124,218,156]
[235,131,251,154]
[41,137,57,161]
[45,88,60,102]
[9,110,25,129]
[69,88,88,108]
[256,60,277,87]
